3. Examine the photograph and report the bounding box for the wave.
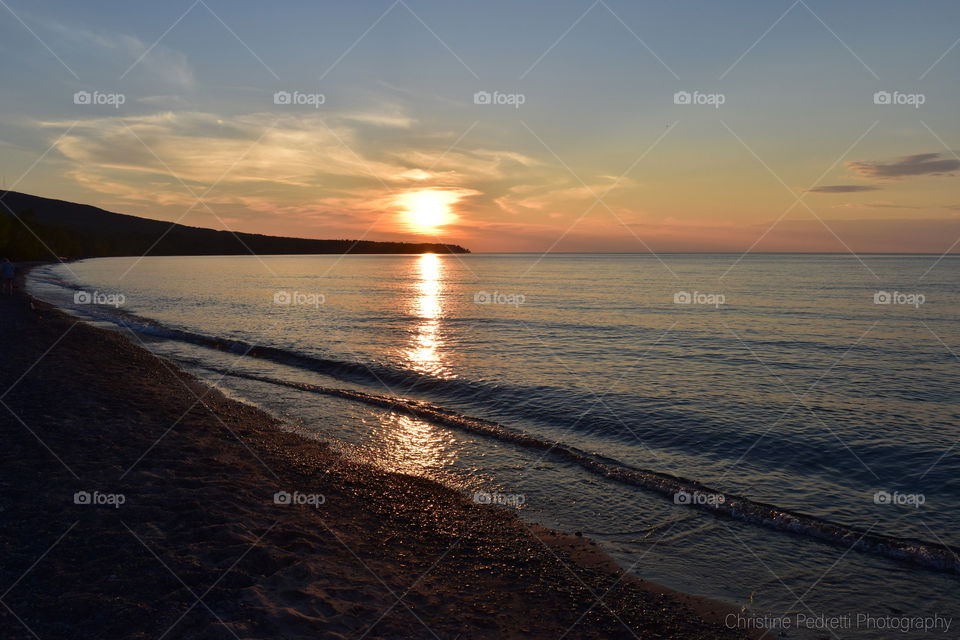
[200,366,960,575]
[26,274,943,483]
[108,314,947,483]
[28,266,960,575]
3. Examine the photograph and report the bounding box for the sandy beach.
[0,266,753,639]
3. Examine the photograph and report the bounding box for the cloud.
[831,201,960,213]
[806,185,881,193]
[38,108,570,240]
[847,153,960,179]
[41,21,196,90]
[341,111,416,129]
[47,111,441,193]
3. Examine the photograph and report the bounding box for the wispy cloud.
[806,185,881,193]
[41,20,196,89]
[847,153,960,179]
[38,108,567,240]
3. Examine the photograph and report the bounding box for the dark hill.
[0,191,469,260]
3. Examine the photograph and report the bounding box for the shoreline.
[2,263,756,639]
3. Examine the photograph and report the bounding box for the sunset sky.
[2,0,959,252]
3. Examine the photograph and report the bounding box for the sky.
[1,0,959,252]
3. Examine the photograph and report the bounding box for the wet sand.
[0,266,754,639]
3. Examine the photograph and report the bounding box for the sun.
[396,189,459,233]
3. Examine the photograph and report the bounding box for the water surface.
[29,253,960,638]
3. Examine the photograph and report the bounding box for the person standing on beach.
[1,259,15,295]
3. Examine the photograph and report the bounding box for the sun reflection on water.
[368,412,460,480]
[357,253,464,480]
[349,253,467,481]
[406,253,453,378]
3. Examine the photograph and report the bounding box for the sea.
[28,253,960,639]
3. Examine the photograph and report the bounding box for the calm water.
[29,254,960,638]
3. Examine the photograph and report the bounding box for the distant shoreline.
[0,191,469,261]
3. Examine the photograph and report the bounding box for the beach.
[4,1,958,635]
[0,266,753,640]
